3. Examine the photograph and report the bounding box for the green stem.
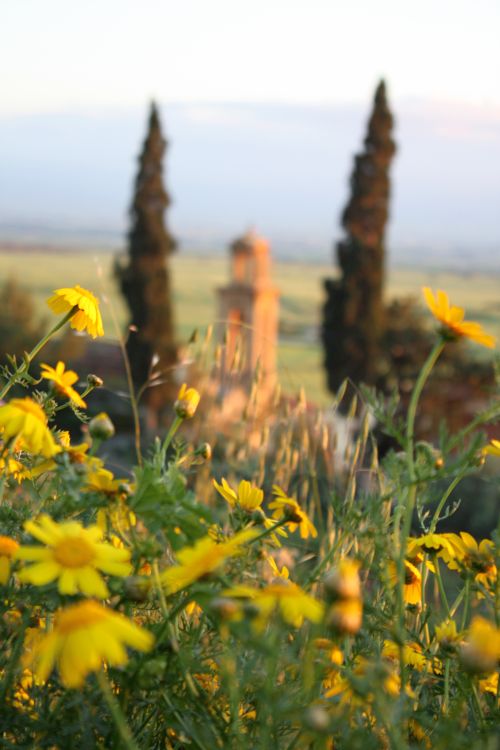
[394,340,445,693]
[152,560,169,618]
[96,671,140,750]
[433,556,450,617]
[159,416,183,467]
[428,473,465,535]
[247,517,289,546]
[0,308,76,399]
[443,659,450,714]
[460,577,471,630]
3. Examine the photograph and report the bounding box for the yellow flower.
[269,486,317,539]
[388,559,422,605]
[0,536,19,584]
[460,616,500,673]
[161,528,257,595]
[223,581,324,630]
[0,398,60,457]
[28,439,91,479]
[24,600,153,688]
[422,287,495,348]
[0,455,24,482]
[174,384,200,419]
[445,532,497,588]
[382,640,427,671]
[407,533,457,560]
[435,619,461,650]
[213,477,264,511]
[266,554,289,581]
[84,465,125,496]
[40,361,86,408]
[479,671,499,697]
[482,439,500,457]
[46,285,104,338]
[16,515,132,598]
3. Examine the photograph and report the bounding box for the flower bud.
[87,373,104,388]
[196,442,212,461]
[326,598,363,635]
[174,384,200,419]
[123,576,152,603]
[88,412,115,440]
[324,559,361,601]
[209,598,241,620]
[303,705,330,733]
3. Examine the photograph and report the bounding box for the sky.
[2,0,500,114]
[1,0,500,260]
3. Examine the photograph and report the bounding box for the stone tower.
[217,230,279,392]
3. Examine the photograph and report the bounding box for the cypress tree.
[322,80,396,393]
[117,102,177,403]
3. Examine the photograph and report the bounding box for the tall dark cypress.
[117,102,177,401]
[322,81,396,393]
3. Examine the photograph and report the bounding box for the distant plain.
[1,247,499,404]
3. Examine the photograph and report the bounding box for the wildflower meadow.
[1,283,500,749]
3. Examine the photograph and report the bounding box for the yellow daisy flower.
[223,581,324,630]
[269,485,317,539]
[0,535,19,584]
[387,559,422,605]
[84,465,125,496]
[16,515,132,598]
[160,528,257,595]
[444,532,497,588]
[46,285,104,338]
[422,287,495,348]
[174,384,200,419]
[24,600,153,688]
[407,533,457,560]
[382,640,427,672]
[40,361,86,408]
[213,477,264,511]
[0,398,60,457]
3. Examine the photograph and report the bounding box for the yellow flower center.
[53,536,95,568]
[56,601,108,633]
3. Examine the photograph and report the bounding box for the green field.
[1,248,499,404]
